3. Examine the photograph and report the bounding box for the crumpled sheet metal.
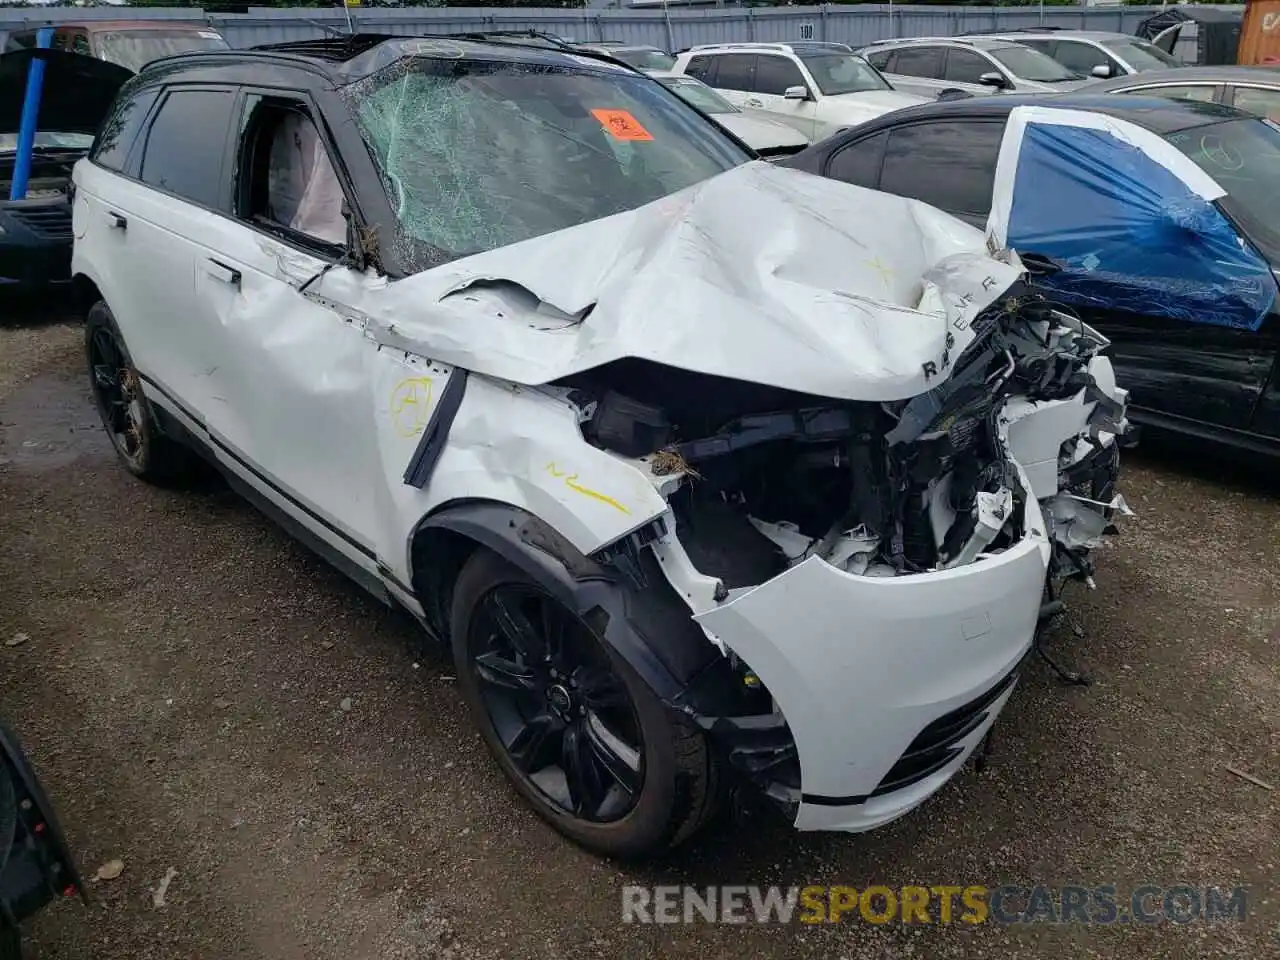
[330,162,1022,404]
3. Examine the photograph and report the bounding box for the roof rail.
[251,34,402,61]
[689,41,791,53]
[958,25,1068,36]
[861,36,974,48]
[444,29,577,51]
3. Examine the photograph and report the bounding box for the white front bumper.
[693,515,1049,833]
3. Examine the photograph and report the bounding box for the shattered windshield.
[1165,118,1280,264]
[96,30,229,73]
[799,54,890,95]
[347,57,750,273]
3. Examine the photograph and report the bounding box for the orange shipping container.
[1238,0,1280,65]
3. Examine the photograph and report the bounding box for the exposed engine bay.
[0,150,80,202]
[565,284,1130,591]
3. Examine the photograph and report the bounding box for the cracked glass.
[344,57,750,274]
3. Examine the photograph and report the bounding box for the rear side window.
[825,130,889,188]
[1228,85,1280,121]
[714,54,756,92]
[754,55,805,96]
[878,120,1003,217]
[888,47,944,80]
[1132,83,1219,105]
[139,88,233,209]
[92,85,159,175]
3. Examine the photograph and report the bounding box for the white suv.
[71,36,1126,859]
[672,41,927,140]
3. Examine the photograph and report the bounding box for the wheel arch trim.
[409,500,689,703]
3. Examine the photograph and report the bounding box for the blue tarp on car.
[1004,121,1276,332]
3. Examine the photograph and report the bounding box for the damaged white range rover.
[71,35,1129,857]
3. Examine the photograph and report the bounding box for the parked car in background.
[2,20,229,73]
[962,28,1179,78]
[859,36,1090,97]
[1,48,132,289]
[785,94,1280,458]
[646,70,808,158]
[672,41,927,140]
[71,34,1126,858]
[1077,65,1280,122]
[572,41,675,71]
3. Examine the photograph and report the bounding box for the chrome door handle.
[746,98,763,107]
[205,259,241,288]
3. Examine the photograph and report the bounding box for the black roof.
[144,31,639,83]
[866,92,1252,135]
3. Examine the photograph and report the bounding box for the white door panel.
[71,166,218,419]
[191,221,384,568]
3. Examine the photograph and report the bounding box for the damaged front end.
[302,153,1131,833]
[564,281,1130,830]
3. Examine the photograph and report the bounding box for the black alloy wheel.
[467,583,645,822]
[88,323,146,470]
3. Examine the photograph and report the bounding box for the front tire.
[450,551,720,859]
[85,301,200,486]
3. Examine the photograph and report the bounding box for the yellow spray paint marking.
[866,256,895,287]
[389,376,434,438]
[545,462,631,515]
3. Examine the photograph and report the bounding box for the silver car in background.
[963,29,1181,79]
[858,36,1090,98]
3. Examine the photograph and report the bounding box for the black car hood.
[0,48,134,137]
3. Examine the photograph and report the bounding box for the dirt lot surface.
[0,301,1276,959]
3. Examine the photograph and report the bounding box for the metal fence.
[0,5,1240,52]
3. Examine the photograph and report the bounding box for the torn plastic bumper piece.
[692,529,1048,832]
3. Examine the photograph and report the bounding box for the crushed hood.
[0,48,133,137]
[339,161,1022,403]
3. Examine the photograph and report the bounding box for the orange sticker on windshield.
[591,109,654,142]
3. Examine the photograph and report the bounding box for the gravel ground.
[1,301,1276,959]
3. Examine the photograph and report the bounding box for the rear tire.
[85,301,201,486]
[450,550,720,859]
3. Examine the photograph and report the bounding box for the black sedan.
[785,93,1280,458]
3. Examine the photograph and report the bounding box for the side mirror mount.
[784,84,810,101]
[343,200,374,273]
[978,71,1010,90]
[1091,63,1113,79]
